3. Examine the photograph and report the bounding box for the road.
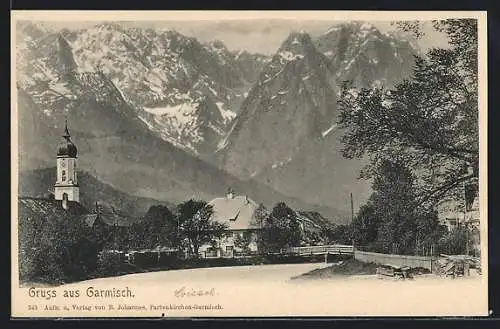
[75,262,327,285]
[53,263,487,317]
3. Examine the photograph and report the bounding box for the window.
[226,246,234,253]
[62,170,66,182]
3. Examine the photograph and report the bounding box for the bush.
[19,211,100,284]
[437,226,478,256]
[96,250,128,276]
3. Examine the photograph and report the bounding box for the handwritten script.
[174,287,217,298]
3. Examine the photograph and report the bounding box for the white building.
[436,188,480,232]
[436,199,464,231]
[199,189,262,258]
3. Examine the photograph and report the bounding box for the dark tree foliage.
[351,203,379,248]
[351,160,445,255]
[134,205,176,249]
[338,19,479,210]
[330,224,352,245]
[176,199,228,258]
[261,202,302,252]
[250,203,270,251]
[391,21,426,39]
[19,209,99,283]
[437,226,475,256]
[233,231,253,253]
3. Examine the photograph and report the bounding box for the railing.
[284,244,354,255]
[201,245,354,258]
[203,250,259,259]
[354,250,437,271]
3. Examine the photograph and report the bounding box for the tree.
[250,203,269,252]
[140,205,177,249]
[371,160,419,254]
[19,209,100,283]
[330,224,352,245]
[338,19,479,210]
[123,205,178,251]
[350,159,444,255]
[261,202,302,252]
[233,231,253,254]
[437,226,474,255]
[125,222,144,250]
[176,199,228,258]
[414,210,448,256]
[351,202,379,248]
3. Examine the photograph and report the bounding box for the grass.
[292,258,379,280]
[292,257,433,280]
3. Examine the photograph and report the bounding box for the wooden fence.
[354,249,437,271]
[284,244,355,256]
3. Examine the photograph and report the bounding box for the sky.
[37,19,449,55]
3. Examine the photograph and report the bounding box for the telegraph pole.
[464,182,470,257]
[351,193,354,223]
[350,193,355,250]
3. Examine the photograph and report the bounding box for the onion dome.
[57,121,77,157]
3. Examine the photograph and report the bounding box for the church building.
[54,120,79,203]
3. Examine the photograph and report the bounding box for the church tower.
[54,120,79,202]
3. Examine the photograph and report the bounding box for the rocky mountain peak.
[280,31,314,49]
[93,22,125,32]
[269,31,317,65]
[315,22,419,88]
[220,28,339,180]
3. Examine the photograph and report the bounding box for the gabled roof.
[207,195,260,230]
[19,197,87,220]
[18,197,135,228]
[82,214,99,227]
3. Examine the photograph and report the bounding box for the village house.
[436,190,481,256]
[436,185,480,232]
[199,188,263,258]
[436,199,464,231]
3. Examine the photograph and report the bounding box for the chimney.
[226,187,234,200]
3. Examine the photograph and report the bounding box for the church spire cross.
[63,119,71,139]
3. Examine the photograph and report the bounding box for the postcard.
[11,10,488,318]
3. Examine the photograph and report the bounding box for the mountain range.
[219,23,419,212]
[15,20,420,221]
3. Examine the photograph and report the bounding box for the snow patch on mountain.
[279,51,304,63]
[144,103,198,123]
[321,123,338,137]
[215,102,237,123]
[138,115,155,130]
[322,26,341,35]
[208,86,218,96]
